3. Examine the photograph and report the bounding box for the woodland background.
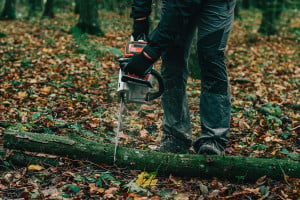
[0,0,299,199]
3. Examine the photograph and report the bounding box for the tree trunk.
[43,0,55,18]
[28,0,44,18]
[4,131,300,182]
[242,0,260,9]
[235,0,241,19]
[74,0,80,14]
[5,151,61,168]
[0,0,16,20]
[241,0,250,9]
[258,0,284,35]
[74,0,104,36]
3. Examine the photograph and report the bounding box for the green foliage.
[0,32,6,37]
[243,108,257,118]
[280,132,291,139]
[31,112,41,121]
[21,57,34,69]
[265,115,282,126]
[0,66,8,77]
[251,144,268,151]
[64,184,81,193]
[72,29,122,62]
[261,102,282,117]
[96,171,117,187]
[280,148,299,160]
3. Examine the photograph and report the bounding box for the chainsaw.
[114,38,164,162]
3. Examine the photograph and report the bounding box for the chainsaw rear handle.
[146,69,164,101]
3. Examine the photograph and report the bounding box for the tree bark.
[28,0,43,18]
[4,151,60,168]
[74,0,104,36]
[4,131,300,182]
[258,0,284,35]
[74,0,80,14]
[235,0,241,19]
[0,0,16,20]
[43,0,55,18]
[241,0,250,9]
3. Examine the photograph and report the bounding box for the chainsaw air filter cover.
[124,41,148,57]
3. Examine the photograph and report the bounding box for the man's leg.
[153,0,196,153]
[193,0,236,154]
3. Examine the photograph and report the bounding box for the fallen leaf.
[174,194,189,200]
[199,183,209,195]
[140,104,153,111]
[104,187,118,199]
[89,183,104,194]
[28,164,44,171]
[41,187,59,197]
[207,189,220,199]
[255,175,267,186]
[17,91,28,99]
[140,129,149,138]
[169,175,182,186]
[146,113,156,120]
[63,171,75,177]
[40,86,52,95]
[136,172,158,188]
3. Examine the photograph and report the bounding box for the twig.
[279,164,291,186]
[291,124,300,131]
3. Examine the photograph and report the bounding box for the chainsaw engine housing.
[118,40,163,104]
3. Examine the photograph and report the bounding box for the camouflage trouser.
[158,0,236,152]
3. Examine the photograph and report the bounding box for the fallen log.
[3,131,300,182]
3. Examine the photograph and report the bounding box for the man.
[124,0,236,154]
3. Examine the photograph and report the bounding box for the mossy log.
[4,131,300,182]
[5,151,60,167]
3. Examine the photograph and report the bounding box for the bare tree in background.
[28,0,43,18]
[43,0,55,18]
[0,0,16,20]
[74,0,104,36]
[258,0,284,35]
[74,0,79,14]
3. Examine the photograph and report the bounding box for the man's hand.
[121,52,154,77]
[132,17,149,40]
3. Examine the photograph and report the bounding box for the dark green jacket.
[132,0,231,61]
[131,0,201,60]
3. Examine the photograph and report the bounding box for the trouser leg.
[193,0,236,152]
[156,0,196,152]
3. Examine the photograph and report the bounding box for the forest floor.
[0,8,299,200]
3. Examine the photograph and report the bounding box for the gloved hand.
[132,17,149,41]
[121,52,154,77]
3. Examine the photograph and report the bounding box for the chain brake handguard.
[121,73,152,88]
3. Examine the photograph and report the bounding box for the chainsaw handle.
[146,69,164,101]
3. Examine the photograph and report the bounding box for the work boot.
[197,143,223,155]
[156,135,190,154]
[193,138,226,155]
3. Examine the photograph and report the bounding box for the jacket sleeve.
[131,0,153,19]
[144,0,198,61]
